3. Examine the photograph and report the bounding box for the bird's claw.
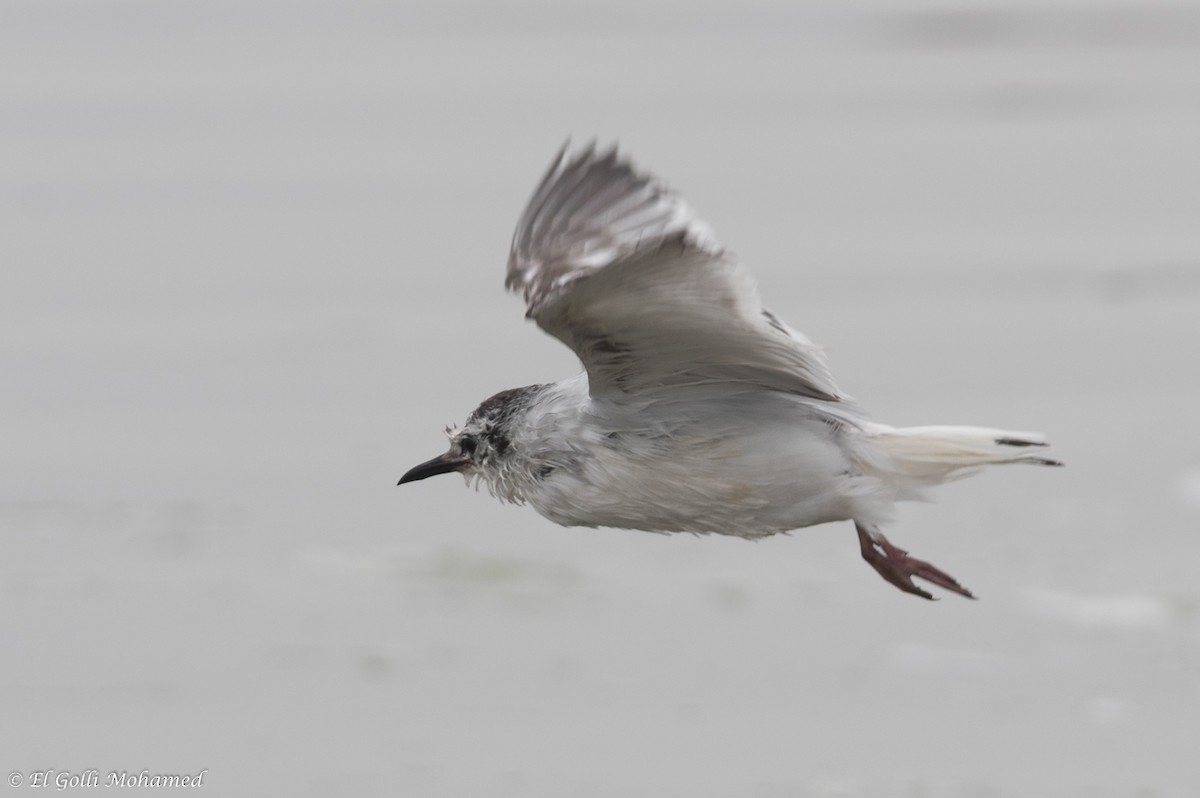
[855,522,975,600]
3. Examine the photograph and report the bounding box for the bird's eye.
[459,436,477,455]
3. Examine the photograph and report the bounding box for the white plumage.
[400,143,1060,600]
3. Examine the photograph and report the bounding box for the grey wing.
[505,143,845,402]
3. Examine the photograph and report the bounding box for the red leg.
[855,522,976,601]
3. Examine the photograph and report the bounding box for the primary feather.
[506,143,843,401]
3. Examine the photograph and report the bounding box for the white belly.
[524,404,866,538]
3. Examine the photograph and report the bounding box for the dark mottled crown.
[463,384,547,456]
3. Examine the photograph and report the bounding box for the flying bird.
[399,143,1060,600]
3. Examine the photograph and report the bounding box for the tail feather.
[858,424,1062,493]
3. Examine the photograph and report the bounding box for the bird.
[398,142,1061,600]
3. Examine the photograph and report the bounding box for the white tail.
[857,423,1061,496]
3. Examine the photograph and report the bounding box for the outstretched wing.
[505,143,844,402]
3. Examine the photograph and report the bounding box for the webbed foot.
[855,522,975,600]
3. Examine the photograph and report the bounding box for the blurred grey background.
[3,1,1199,795]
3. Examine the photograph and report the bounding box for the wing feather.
[506,144,844,402]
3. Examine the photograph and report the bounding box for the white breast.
[517,381,869,538]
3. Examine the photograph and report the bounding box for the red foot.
[855,522,975,601]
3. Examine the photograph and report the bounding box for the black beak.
[397,452,470,485]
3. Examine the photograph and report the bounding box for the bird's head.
[397,385,545,495]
